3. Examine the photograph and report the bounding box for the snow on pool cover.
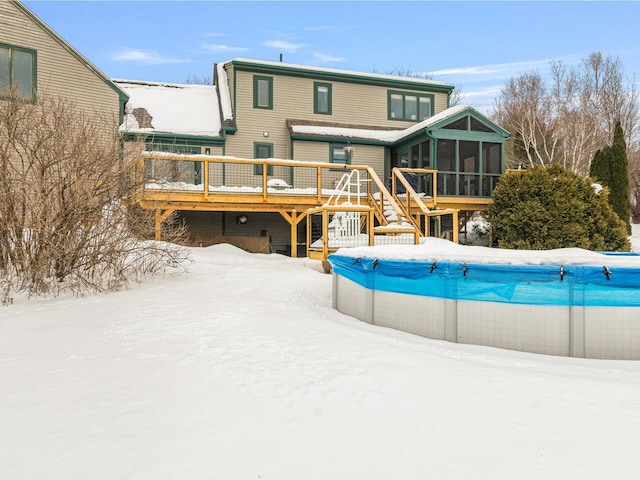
[329,238,640,307]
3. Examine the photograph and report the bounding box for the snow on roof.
[227,57,451,88]
[290,105,471,143]
[115,80,222,137]
[215,63,233,122]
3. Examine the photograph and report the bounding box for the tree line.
[492,51,639,228]
[492,51,638,174]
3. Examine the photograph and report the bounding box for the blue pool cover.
[329,254,640,307]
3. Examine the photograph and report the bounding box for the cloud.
[201,43,249,53]
[203,32,227,38]
[305,26,334,32]
[313,53,345,64]
[111,48,188,65]
[454,86,505,114]
[263,40,306,53]
[459,86,504,99]
[431,66,502,76]
[429,58,566,78]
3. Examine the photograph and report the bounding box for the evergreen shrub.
[488,164,630,251]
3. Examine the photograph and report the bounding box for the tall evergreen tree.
[589,122,631,233]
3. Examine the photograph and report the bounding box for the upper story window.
[253,75,273,109]
[388,90,433,121]
[0,43,37,101]
[314,82,332,115]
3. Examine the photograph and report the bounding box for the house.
[2,0,510,255]
[119,58,510,254]
[0,0,127,126]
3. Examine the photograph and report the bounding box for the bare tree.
[185,74,212,85]
[0,90,189,303]
[371,66,463,107]
[548,61,600,175]
[493,72,560,169]
[492,51,639,175]
[580,52,639,151]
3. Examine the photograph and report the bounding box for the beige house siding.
[205,145,224,156]
[293,140,385,176]
[1,1,121,122]
[224,66,448,164]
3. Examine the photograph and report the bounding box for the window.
[411,145,419,167]
[471,117,494,133]
[434,139,502,197]
[0,43,36,101]
[443,117,469,130]
[436,140,456,196]
[482,142,502,196]
[254,142,274,175]
[253,75,273,109]
[388,91,433,121]
[482,143,502,174]
[143,143,203,185]
[314,82,332,114]
[420,140,431,168]
[405,95,417,120]
[459,141,479,173]
[437,140,455,172]
[330,143,350,166]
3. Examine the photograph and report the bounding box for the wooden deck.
[133,153,492,257]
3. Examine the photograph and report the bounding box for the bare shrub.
[0,90,190,300]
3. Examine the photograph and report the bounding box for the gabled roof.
[224,57,455,94]
[425,104,511,137]
[11,0,128,102]
[115,80,222,138]
[288,105,510,145]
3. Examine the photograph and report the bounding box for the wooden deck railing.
[133,152,465,252]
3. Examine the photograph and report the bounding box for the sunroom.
[390,106,511,209]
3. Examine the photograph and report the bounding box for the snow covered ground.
[2,228,640,479]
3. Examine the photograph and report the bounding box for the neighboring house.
[0,0,127,125]
[116,79,224,157]
[120,58,510,253]
[116,80,224,188]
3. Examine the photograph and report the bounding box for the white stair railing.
[326,169,363,206]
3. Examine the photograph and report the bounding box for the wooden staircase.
[306,167,459,265]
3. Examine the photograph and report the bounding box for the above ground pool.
[329,239,640,360]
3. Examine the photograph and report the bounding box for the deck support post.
[279,209,307,258]
[154,208,177,241]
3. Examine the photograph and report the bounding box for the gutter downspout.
[425,129,439,208]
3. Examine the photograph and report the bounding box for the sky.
[2,232,640,479]
[22,1,640,113]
